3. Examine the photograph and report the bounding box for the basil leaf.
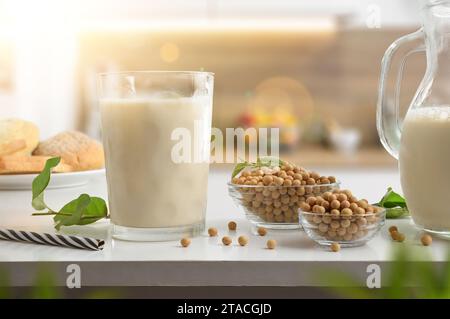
[31,157,109,230]
[32,157,61,211]
[376,187,409,219]
[76,197,108,226]
[54,195,108,230]
[54,194,91,230]
[231,156,288,179]
[257,156,285,168]
[378,187,408,209]
[386,207,409,219]
[231,162,250,178]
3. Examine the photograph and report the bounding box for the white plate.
[0,169,106,190]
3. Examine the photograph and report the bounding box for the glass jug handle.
[377,28,425,159]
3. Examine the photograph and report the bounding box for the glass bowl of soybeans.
[299,189,386,247]
[228,164,340,231]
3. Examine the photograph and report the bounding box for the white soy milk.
[399,106,450,231]
[100,96,212,228]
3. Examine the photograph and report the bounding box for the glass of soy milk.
[98,71,214,241]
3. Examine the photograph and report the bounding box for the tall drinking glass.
[98,71,214,241]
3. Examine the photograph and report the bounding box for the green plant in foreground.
[30,266,61,299]
[316,246,450,299]
[0,265,121,299]
[0,267,11,299]
[31,157,108,230]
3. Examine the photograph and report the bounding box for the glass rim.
[227,181,341,188]
[299,207,386,218]
[98,70,214,77]
[425,0,450,8]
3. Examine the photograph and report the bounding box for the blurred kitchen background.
[0,0,426,168]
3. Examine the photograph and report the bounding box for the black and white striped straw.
[0,228,104,251]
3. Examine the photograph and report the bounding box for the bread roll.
[33,131,105,171]
[0,119,40,156]
[0,155,73,174]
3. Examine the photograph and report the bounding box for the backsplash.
[78,27,425,147]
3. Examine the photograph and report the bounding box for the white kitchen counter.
[0,167,448,287]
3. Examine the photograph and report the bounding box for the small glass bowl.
[299,207,386,247]
[227,182,340,230]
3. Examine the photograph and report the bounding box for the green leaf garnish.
[231,156,287,179]
[385,207,409,219]
[376,187,409,219]
[257,156,286,167]
[53,196,108,230]
[32,157,61,211]
[54,194,91,230]
[378,187,407,208]
[31,157,108,230]
[231,161,250,178]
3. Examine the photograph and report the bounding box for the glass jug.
[377,0,450,236]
